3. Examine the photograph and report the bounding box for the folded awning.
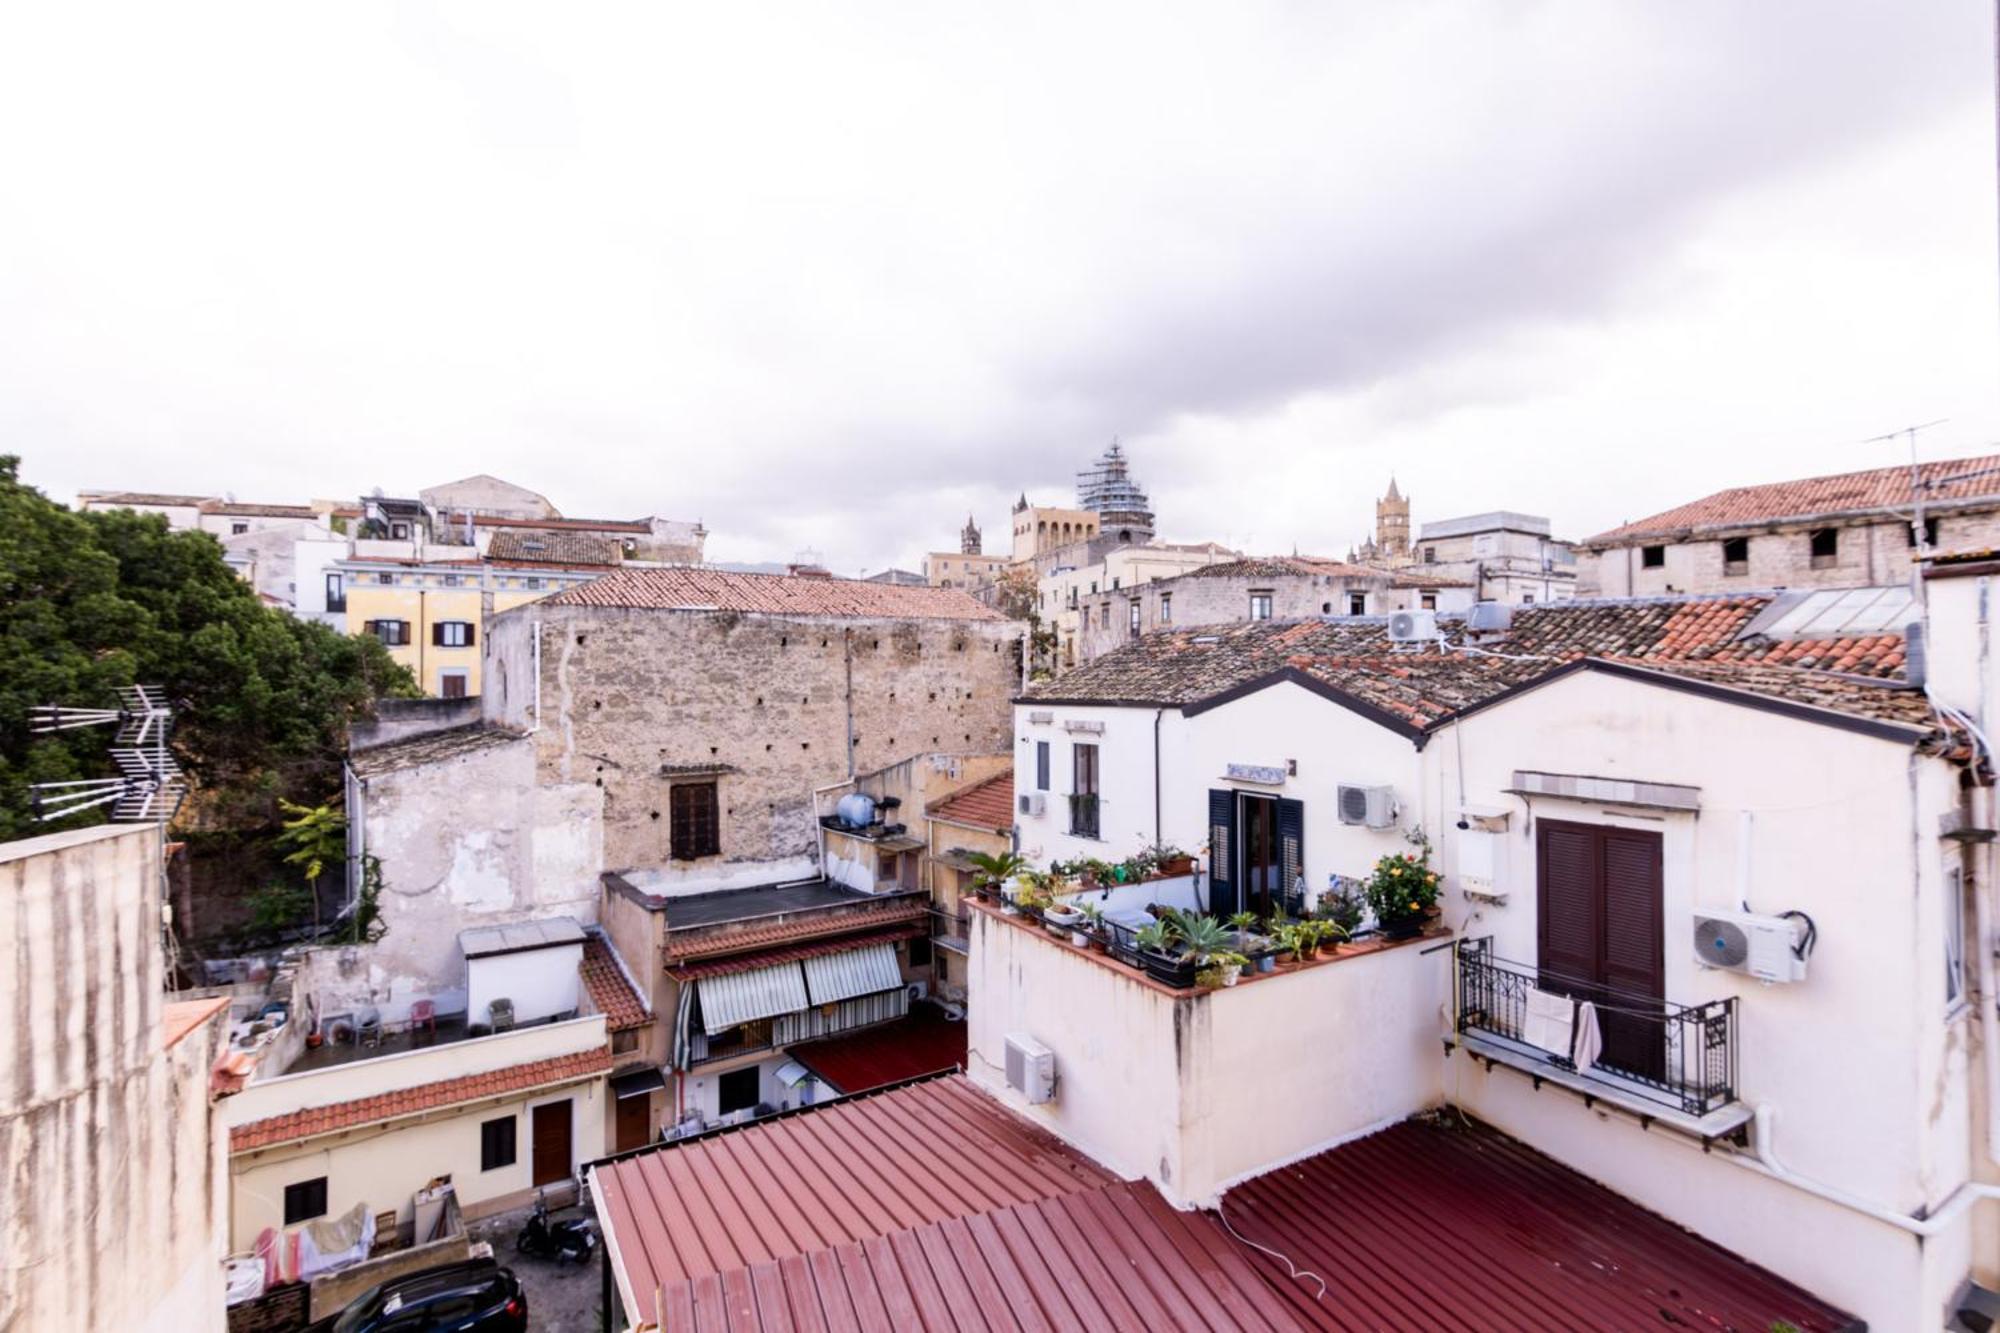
[802,941,903,1005]
[611,1067,667,1100]
[699,961,809,1035]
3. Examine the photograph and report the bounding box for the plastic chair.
[409,999,437,1043]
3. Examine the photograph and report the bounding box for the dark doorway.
[615,1094,651,1154]
[531,1099,573,1187]
[1535,819,1665,1080]
[1241,795,1281,919]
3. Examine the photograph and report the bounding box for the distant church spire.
[961,513,982,555]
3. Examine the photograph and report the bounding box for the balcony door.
[1207,789,1302,920]
[1535,819,1664,1081]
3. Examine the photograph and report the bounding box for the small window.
[1521,594,1535,605]
[1070,743,1100,838]
[1640,545,1666,569]
[1948,865,1968,1013]
[1079,607,1090,631]
[434,621,474,648]
[1249,592,1274,621]
[908,935,932,966]
[1809,527,1838,568]
[284,1177,329,1225]
[1909,517,1942,548]
[1347,593,1366,616]
[325,572,346,611]
[230,521,249,535]
[612,1029,639,1055]
[1420,591,1438,611]
[442,572,461,587]
[1128,600,1141,637]
[717,1066,761,1116]
[1035,741,1050,792]
[376,571,395,585]
[1160,593,1172,625]
[670,781,721,860]
[1320,602,1331,614]
[525,577,543,590]
[480,1116,517,1171]
[390,522,410,540]
[1722,537,1749,575]
[370,620,410,647]
[1423,546,1436,564]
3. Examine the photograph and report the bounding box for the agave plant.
[1177,914,1233,959]
[1134,921,1175,954]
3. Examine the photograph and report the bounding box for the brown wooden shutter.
[1536,820,1600,994]
[432,622,446,646]
[1599,828,1663,1005]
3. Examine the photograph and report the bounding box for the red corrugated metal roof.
[787,1008,967,1094]
[925,772,1014,833]
[648,1180,1309,1332]
[592,1075,1115,1324]
[541,565,1005,620]
[230,1048,611,1152]
[1223,1116,1857,1332]
[668,923,926,980]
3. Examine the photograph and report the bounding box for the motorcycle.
[516,1191,597,1265]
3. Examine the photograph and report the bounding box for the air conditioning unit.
[1692,909,1808,984]
[1004,1032,1057,1104]
[905,980,929,1003]
[1017,792,1047,817]
[1337,784,1397,829]
[1387,609,1439,643]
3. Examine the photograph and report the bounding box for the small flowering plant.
[1360,842,1441,931]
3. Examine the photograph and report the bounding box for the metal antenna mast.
[27,685,187,824]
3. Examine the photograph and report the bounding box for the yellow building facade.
[336,557,598,697]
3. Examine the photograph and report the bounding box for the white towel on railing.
[1572,1000,1603,1070]
[1523,987,1575,1057]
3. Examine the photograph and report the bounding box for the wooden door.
[614,1094,651,1154]
[531,1099,573,1187]
[1535,819,1664,1080]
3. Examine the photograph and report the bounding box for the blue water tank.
[835,792,876,829]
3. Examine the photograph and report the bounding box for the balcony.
[1452,937,1749,1139]
[1068,793,1100,839]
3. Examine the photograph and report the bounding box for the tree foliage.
[0,457,418,839]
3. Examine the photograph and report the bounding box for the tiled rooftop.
[580,935,651,1032]
[1224,1116,1853,1331]
[925,771,1014,833]
[539,566,1006,620]
[1180,555,1387,581]
[1584,452,2000,545]
[486,530,622,565]
[349,724,525,777]
[230,1047,610,1152]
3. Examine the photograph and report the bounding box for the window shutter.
[463,622,475,648]
[432,622,446,646]
[1535,821,1600,994]
[1599,828,1663,1008]
[1207,788,1235,916]
[1277,798,1305,908]
[362,620,377,636]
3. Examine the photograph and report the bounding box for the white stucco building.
[980,590,1996,1330]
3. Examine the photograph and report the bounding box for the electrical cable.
[1215,1198,1327,1301]
[1778,909,1818,962]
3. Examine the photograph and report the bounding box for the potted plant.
[1317,877,1365,938]
[1226,910,1260,950]
[1043,892,1087,940]
[1013,873,1056,921]
[966,851,1027,903]
[1195,950,1249,989]
[1360,835,1442,940]
[1076,901,1108,950]
[1135,919,1199,988]
[1152,844,1195,878]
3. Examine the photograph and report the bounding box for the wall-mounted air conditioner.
[1004,1032,1057,1104]
[1018,792,1047,817]
[1337,784,1397,829]
[1387,610,1439,643]
[1692,909,1808,984]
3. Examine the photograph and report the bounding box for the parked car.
[306,1258,527,1333]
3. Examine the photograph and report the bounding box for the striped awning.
[802,942,903,1005]
[698,961,809,1035]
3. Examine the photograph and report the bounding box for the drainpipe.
[842,628,855,779]
[1153,707,1164,848]
[528,620,543,733]
[1980,577,2000,1167]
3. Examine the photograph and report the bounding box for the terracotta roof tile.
[162,996,230,1049]
[926,772,1014,832]
[580,935,651,1032]
[487,530,622,566]
[665,897,930,963]
[1584,452,2000,545]
[229,1048,611,1152]
[540,566,1005,620]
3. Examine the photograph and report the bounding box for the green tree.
[0,457,418,839]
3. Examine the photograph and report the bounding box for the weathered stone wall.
[0,825,228,1332]
[350,735,603,1021]
[485,606,1018,878]
[1581,509,2000,596]
[1075,568,1430,660]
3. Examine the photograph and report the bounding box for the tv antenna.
[27,685,187,823]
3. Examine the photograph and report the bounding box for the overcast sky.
[3,4,1996,573]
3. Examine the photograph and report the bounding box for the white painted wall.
[967,906,1446,1206]
[466,943,583,1028]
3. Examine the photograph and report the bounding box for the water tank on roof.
[835,793,877,829]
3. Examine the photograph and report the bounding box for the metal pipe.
[528,619,543,733]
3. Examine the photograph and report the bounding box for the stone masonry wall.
[489,606,1019,876]
[1581,510,2000,596]
[1076,569,1415,660]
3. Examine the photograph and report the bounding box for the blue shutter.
[1277,798,1305,916]
[1207,788,1236,917]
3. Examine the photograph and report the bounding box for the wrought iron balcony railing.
[1455,937,1737,1120]
[1068,793,1100,839]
